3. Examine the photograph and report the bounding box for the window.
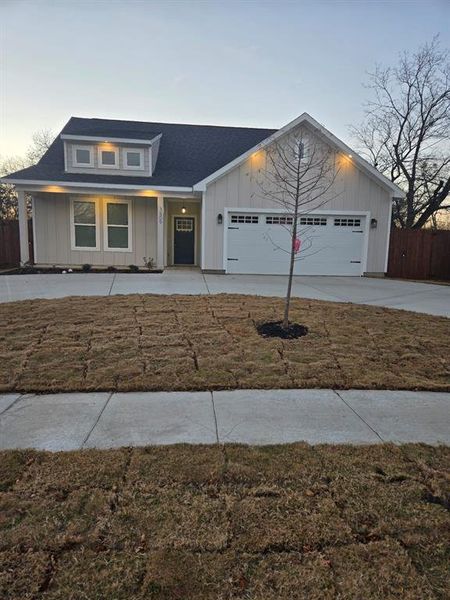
[123,148,144,170]
[299,216,327,226]
[176,218,193,232]
[334,218,361,227]
[104,199,132,251]
[73,145,93,167]
[230,214,259,224]
[266,216,294,225]
[71,199,99,250]
[98,147,119,169]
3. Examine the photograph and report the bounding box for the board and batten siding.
[203,127,392,274]
[33,193,157,267]
[65,142,151,177]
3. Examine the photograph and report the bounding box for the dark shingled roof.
[4,117,277,187]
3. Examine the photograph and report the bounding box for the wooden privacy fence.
[387,229,450,281]
[0,220,34,266]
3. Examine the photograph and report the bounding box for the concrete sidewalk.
[0,389,448,451]
[0,270,449,316]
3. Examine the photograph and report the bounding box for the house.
[2,113,403,276]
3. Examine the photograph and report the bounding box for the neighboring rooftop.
[3,116,277,188]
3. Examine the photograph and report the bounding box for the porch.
[15,189,203,270]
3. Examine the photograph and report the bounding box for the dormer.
[61,132,162,177]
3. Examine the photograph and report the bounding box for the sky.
[0,0,449,157]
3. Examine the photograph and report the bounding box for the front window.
[71,199,98,250]
[105,200,131,251]
[98,148,119,169]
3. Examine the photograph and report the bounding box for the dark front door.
[174,217,195,264]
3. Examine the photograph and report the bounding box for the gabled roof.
[194,112,404,197]
[3,113,404,197]
[3,117,276,188]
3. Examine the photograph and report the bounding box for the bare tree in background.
[351,37,450,229]
[0,129,54,221]
[259,132,340,330]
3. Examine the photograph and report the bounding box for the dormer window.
[98,147,119,169]
[122,148,144,170]
[73,145,93,167]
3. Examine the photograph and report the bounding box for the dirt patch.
[0,443,448,599]
[0,293,449,394]
[256,320,308,339]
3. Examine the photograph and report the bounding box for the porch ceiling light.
[181,206,187,214]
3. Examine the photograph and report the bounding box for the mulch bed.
[0,443,448,599]
[1,267,162,275]
[0,293,449,393]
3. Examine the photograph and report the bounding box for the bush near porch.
[0,294,448,393]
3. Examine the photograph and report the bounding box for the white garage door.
[226,212,366,276]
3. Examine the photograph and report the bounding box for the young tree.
[351,37,450,228]
[0,130,54,221]
[259,131,340,330]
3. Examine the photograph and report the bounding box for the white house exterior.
[3,113,403,276]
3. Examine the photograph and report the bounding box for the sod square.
[126,445,225,489]
[13,449,129,496]
[329,475,448,539]
[223,444,325,490]
[141,549,235,599]
[327,539,436,599]
[229,491,353,552]
[0,488,109,552]
[239,551,337,599]
[402,536,450,600]
[0,550,50,599]
[0,449,37,492]
[41,550,148,600]
[97,489,229,552]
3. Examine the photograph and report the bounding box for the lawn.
[0,294,449,393]
[0,443,449,599]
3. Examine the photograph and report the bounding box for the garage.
[226,211,368,276]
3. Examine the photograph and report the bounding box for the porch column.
[17,189,30,265]
[156,195,164,269]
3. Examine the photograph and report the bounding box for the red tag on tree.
[293,237,301,253]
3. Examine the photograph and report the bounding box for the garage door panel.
[226,213,366,276]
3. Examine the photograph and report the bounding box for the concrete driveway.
[0,269,448,316]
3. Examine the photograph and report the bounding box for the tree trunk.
[282,197,299,330]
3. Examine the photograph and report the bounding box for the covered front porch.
[15,187,203,271]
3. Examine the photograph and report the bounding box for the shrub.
[128,264,139,272]
[106,266,117,272]
[143,257,155,270]
[81,264,92,272]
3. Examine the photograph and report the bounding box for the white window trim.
[97,147,119,169]
[103,197,133,252]
[73,145,94,168]
[122,147,145,171]
[70,197,100,251]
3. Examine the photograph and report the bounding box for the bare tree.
[259,131,340,329]
[0,129,54,221]
[351,37,450,228]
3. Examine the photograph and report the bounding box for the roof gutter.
[0,178,196,195]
